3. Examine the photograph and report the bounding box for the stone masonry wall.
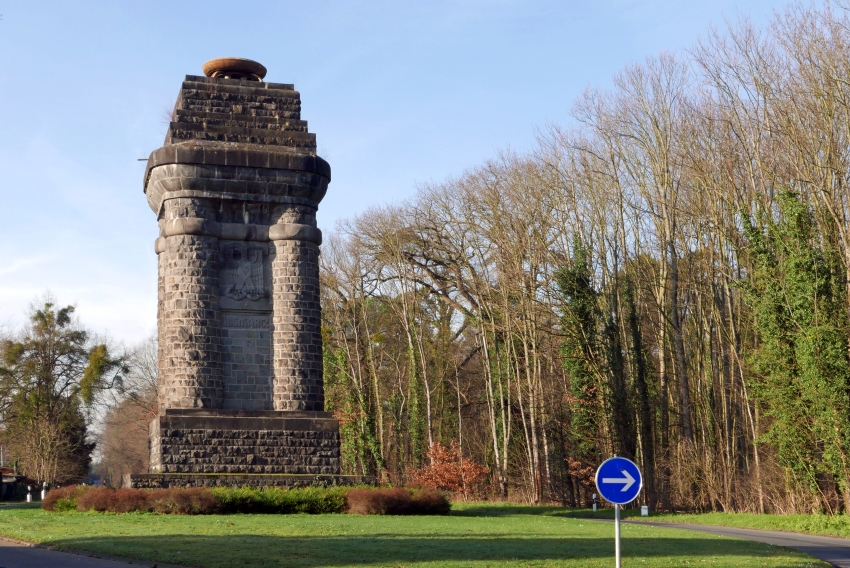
[149,410,339,474]
[167,75,315,151]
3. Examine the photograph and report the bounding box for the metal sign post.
[595,457,643,568]
[614,503,621,567]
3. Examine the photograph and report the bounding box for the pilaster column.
[159,198,223,409]
[155,230,167,412]
[270,222,324,411]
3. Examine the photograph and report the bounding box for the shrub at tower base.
[42,485,450,515]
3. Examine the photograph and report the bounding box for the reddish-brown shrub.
[346,487,450,515]
[74,486,220,514]
[149,487,220,514]
[411,440,488,499]
[567,457,595,487]
[77,486,131,512]
[42,485,88,512]
[347,487,410,515]
[410,487,452,515]
[114,488,153,513]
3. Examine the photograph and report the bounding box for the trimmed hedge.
[212,486,348,514]
[42,485,450,516]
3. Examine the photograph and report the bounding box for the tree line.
[320,2,850,514]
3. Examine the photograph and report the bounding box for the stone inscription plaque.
[222,314,272,329]
[222,310,273,410]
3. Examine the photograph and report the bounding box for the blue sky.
[0,0,784,345]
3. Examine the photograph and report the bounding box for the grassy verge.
[0,502,827,567]
[568,506,850,539]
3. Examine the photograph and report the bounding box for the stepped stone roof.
[165,75,316,152]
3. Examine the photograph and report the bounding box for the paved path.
[0,537,183,568]
[628,521,850,567]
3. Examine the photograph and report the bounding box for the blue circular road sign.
[595,457,642,505]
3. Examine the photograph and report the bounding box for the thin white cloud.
[0,254,54,277]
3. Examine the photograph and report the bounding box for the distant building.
[0,467,22,501]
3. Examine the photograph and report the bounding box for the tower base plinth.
[148,409,343,475]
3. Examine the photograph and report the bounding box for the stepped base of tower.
[146,409,342,475]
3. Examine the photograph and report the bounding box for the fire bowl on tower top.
[202,57,267,81]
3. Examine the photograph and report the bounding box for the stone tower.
[131,58,359,487]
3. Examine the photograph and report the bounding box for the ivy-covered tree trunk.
[743,192,850,512]
[556,242,603,500]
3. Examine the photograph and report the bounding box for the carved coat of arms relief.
[221,243,269,302]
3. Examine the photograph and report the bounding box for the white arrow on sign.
[601,469,636,492]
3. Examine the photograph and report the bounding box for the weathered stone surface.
[272,239,322,411]
[141,60,340,483]
[149,410,340,474]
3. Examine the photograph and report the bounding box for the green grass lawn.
[0,502,828,567]
[571,506,850,539]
